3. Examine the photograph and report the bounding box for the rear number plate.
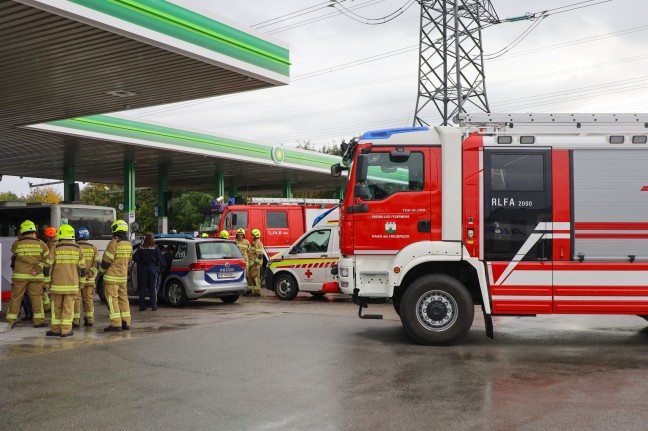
[217,272,235,279]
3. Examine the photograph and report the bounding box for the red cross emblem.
[305,269,313,278]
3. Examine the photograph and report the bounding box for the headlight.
[340,267,349,277]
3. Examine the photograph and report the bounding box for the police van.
[265,222,340,300]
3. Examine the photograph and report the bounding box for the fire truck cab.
[333,113,648,345]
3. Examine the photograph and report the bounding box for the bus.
[0,202,116,301]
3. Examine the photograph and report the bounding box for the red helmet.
[44,227,57,238]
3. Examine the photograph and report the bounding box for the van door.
[289,228,332,291]
[484,149,553,315]
[325,228,341,284]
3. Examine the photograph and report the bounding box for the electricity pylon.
[413,0,499,126]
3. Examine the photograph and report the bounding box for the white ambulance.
[265,218,340,301]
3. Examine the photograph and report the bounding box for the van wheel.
[274,274,298,300]
[165,280,188,307]
[220,294,240,304]
[400,274,474,345]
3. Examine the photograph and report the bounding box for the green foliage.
[80,183,157,233]
[0,191,21,202]
[169,191,213,233]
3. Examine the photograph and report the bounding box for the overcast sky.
[5,0,647,195]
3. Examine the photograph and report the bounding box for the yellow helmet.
[251,229,261,238]
[236,228,245,236]
[201,233,209,238]
[57,224,75,240]
[111,220,128,233]
[219,230,230,239]
[20,220,36,234]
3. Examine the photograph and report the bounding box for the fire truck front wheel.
[274,273,299,300]
[400,274,474,346]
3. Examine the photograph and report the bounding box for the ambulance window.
[225,211,248,230]
[490,154,544,192]
[267,211,288,228]
[296,229,331,253]
[364,152,424,200]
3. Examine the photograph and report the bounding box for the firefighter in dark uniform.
[44,224,85,337]
[5,220,49,328]
[247,229,264,297]
[99,220,133,332]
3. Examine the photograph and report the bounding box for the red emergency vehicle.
[332,113,648,345]
[199,197,339,259]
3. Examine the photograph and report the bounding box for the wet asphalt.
[2,293,648,431]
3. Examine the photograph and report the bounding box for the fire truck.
[331,113,648,345]
[199,197,339,258]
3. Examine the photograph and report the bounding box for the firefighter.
[247,229,264,297]
[44,224,85,337]
[41,226,58,312]
[99,220,133,332]
[5,220,49,329]
[74,227,100,327]
[219,230,230,239]
[234,228,251,295]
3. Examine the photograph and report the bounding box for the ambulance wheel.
[165,280,188,307]
[274,274,298,301]
[400,274,474,346]
[220,294,240,304]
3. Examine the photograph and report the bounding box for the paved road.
[2,292,648,430]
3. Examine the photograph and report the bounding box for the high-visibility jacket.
[11,236,49,281]
[46,240,86,294]
[77,240,100,283]
[235,238,250,262]
[46,237,58,253]
[99,238,132,284]
[248,239,264,266]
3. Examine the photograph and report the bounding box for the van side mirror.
[389,148,410,163]
[355,154,369,183]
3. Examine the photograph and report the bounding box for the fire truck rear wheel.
[400,274,474,345]
[274,273,299,300]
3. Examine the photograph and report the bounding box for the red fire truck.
[331,113,648,345]
[199,197,339,258]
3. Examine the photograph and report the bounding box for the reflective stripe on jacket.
[11,237,49,281]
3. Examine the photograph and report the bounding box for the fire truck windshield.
[359,151,425,201]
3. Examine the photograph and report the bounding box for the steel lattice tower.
[413,0,499,126]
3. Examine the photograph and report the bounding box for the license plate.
[217,272,235,279]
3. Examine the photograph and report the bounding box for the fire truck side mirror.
[354,184,370,200]
[330,163,347,177]
[389,149,411,163]
[355,154,369,183]
[231,213,238,227]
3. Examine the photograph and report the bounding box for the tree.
[81,183,157,233]
[0,191,21,201]
[25,186,61,204]
[168,191,213,233]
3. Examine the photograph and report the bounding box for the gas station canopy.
[1,0,345,196]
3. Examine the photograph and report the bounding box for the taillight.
[189,261,213,271]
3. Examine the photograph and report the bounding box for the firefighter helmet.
[111,220,128,233]
[219,230,230,239]
[76,227,90,240]
[201,233,209,238]
[57,224,75,240]
[251,229,261,239]
[43,227,57,238]
[236,228,245,236]
[20,220,36,234]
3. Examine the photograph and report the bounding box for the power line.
[251,1,334,30]
[332,0,417,25]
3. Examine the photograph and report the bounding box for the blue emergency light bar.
[360,126,429,140]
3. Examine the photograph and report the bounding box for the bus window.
[60,207,114,240]
[0,206,51,236]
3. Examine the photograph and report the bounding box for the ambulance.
[265,211,340,300]
[331,113,648,345]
